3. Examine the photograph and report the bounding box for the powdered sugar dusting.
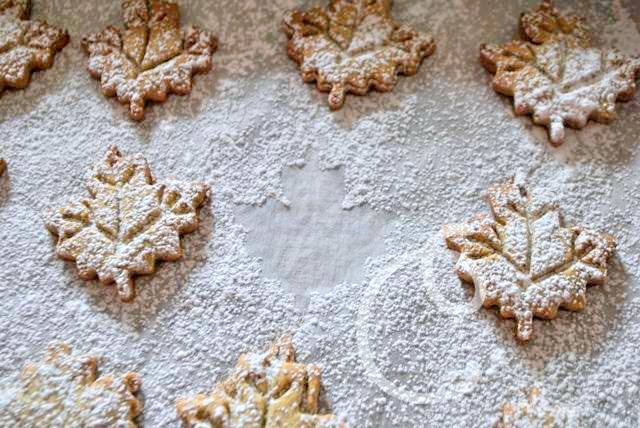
[0,0,68,93]
[176,336,346,427]
[444,177,617,341]
[0,0,639,426]
[283,0,435,109]
[81,0,217,120]
[497,386,572,427]
[0,343,141,426]
[480,0,640,146]
[43,145,209,302]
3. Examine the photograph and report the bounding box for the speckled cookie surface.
[0,343,141,427]
[444,177,616,341]
[0,0,68,93]
[44,145,209,302]
[81,0,217,120]
[176,336,346,427]
[283,0,436,109]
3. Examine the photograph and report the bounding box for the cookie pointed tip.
[548,118,566,146]
[102,145,124,167]
[130,107,146,121]
[479,44,499,74]
[515,316,534,342]
[442,223,461,249]
[328,84,346,110]
[278,333,293,344]
[46,342,71,357]
[115,273,135,302]
[269,335,296,362]
[124,372,142,394]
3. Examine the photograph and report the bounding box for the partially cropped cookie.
[443,177,616,341]
[480,0,640,146]
[498,388,569,428]
[81,0,217,120]
[283,0,435,110]
[0,0,69,93]
[44,145,209,302]
[176,336,347,427]
[0,157,5,176]
[0,343,142,426]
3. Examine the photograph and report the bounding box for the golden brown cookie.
[44,145,209,302]
[81,0,217,120]
[0,343,142,426]
[480,0,640,146]
[443,177,616,341]
[0,157,5,176]
[176,336,347,427]
[283,0,435,110]
[0,0,69,93]
[498,388,568,428]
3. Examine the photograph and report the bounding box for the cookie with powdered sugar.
[283,0,436,110]
[480,0,640,146]
[0,343,142,426]
[44,145,209,302]
[0,0,69,94]
[176,336,347,427]
[498,387,570,427]
[81,0,217,121]
[443,177,616,342]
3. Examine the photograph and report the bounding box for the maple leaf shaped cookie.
[443,177,616,341]
[0,343,142,426]
[0,0,69,93]
[44,145,209,302]
[480,0,640,146]
[283,0,436,110]
[176,336,347,427]
[81,0,217,121]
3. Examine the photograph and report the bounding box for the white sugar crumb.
[0,0,639,427]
